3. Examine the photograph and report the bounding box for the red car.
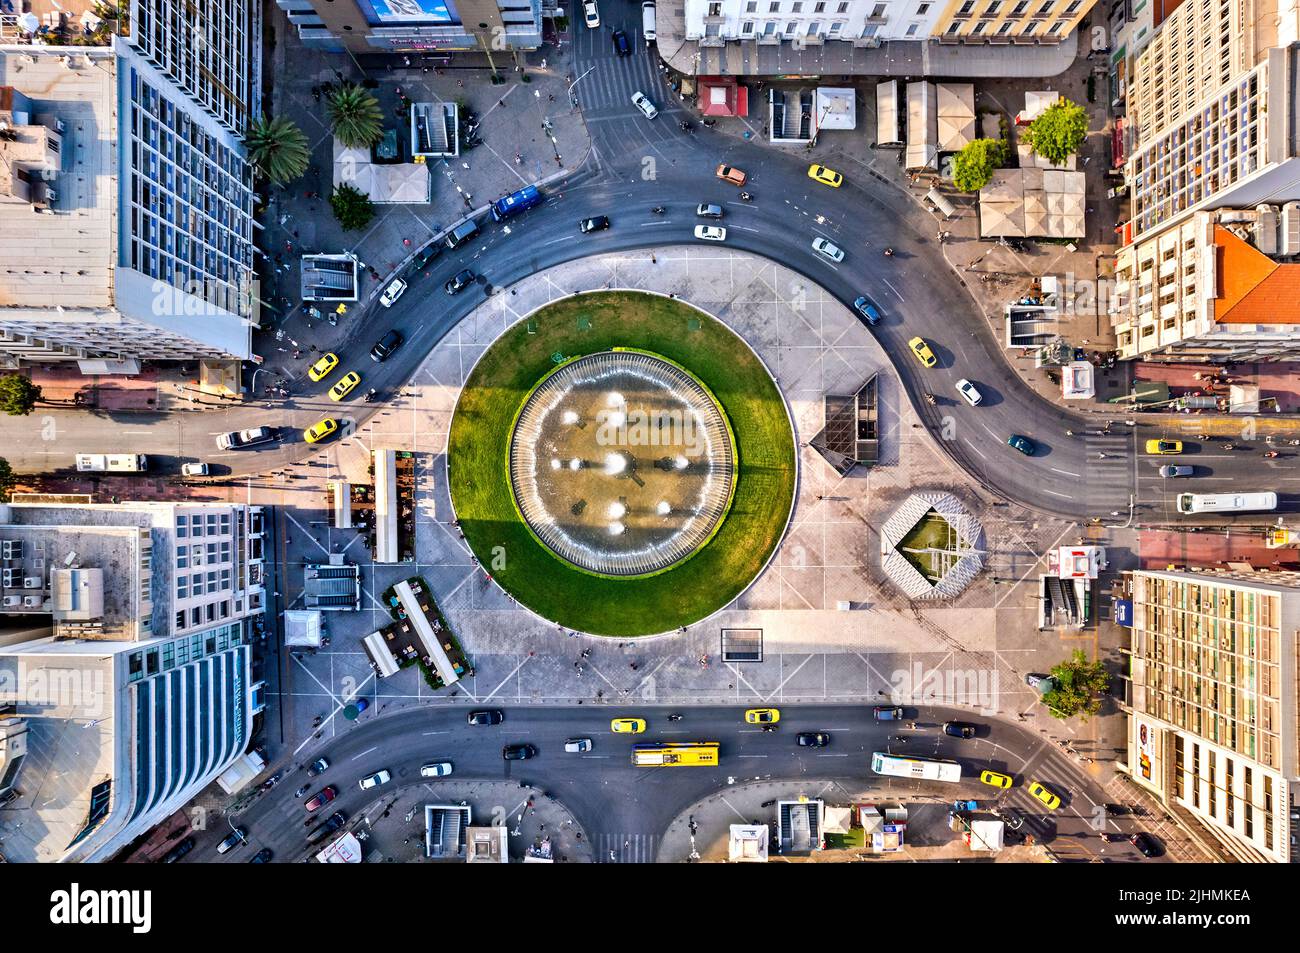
[304,785,338,813]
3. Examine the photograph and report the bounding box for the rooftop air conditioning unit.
[22,595,41,608]
[24,576,41,589]
[2,568,15,588]
[2,539,22,559]
[3,595,21,608]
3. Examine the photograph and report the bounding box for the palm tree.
[246,115,309,185]
[327,83,384,149]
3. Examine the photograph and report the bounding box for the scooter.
[760,724,778,733]
[651,206,666,214]
[363,388,378,403]
[667,713,683,722]
[739,191,753,202]
[701,118,717,127]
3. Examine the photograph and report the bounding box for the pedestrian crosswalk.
[595,831,659,863]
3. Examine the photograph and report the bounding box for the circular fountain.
[509,350,735,576]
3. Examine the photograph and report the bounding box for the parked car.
[579,215,610,233]
[307,757,329,777]
[249,848,273,864]
[308,351,340,382]
[796,732,829,747]
[1159,464,1195,477]
[304,785,337,812]
[411,241,441,270]
[811,236,844,262]
[631,90,658,119]
[180,462,209,477]
[369,329,403,362]
[306,811,346,845]
[955,378,983,407]
[564,738,593,753]
[359,770,391,790]
[943,721,977,739]
[612,29,631,55]
[378,276,407,308]
[216,828,247,854]
[502,743,537,761]
[161,837,195,863]
[468,709,503,726]
[694,224,726,242]
[420,761,453,778]
[444,268,476,295]
[1007,434,1036,456]
[873,705,904,721]
[216,427,276,451]
[852,295,881,325]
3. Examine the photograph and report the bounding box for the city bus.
[631,742,720,767]
[489,184,543,222]
[1176,491,1277,515]
[870,752,962,783]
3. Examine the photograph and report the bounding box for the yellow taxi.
[980,770,1013,789]
[329,371,361,402]
[304,417,339,444]
[1028,780,1061,810]
[610,717,646,734]
[807,164,844,187]
[308,352,339,382]
[908,336,938,368]
[744,708,781,725]
[1145,439,1183,455]
[715,164,748,186]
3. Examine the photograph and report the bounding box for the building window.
[708,1,722,14]
[207,514,218,535]
[1036,0,1051,13]
[785,20,797,32]
[176,515,188,538]
[837,1,849,10]
[814,1,826,11]
[1048,18,1064,32]
[1022,18,1040,31]
[220,513,231,535]
[769,1,780,11]
[905,21,918,33]
[1011,0,1028,12]
[807,19,820,33]
[1065,0,1080,10]
[862,22,878,35]
[206,602,216,622]
[917,1,929,11]
[746,0,757,9]
[972,18,989,32]
[946,20,961,32]
[191,607,203,627]
[177,548,188,569]
[828,19,842,33]
[958,0,974,12]
[763,20,776,33]
[986,0,1001,11]
[742,19,755,31]
[177,576,188,599]
[791,1,802,10]
[997,19,1012,32]
[220,568,232,589]
[871,2,887,14]
[175,610,185,630]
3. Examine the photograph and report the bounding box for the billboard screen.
[361,0,456,24]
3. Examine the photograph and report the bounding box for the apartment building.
[1120,568,1300,863]
[275,0,543,54]
[683,0,1094,44]
[0,497,266,863]
[1111,205,1300,361]
[0,1,261,368]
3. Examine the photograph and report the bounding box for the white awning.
[374,449,398,563]
[362,631,401,678]
[905,82,938,171]
[876,81,900,145]
[394,579,460,686]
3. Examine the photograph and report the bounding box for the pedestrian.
[548,93,555,102]
[498,98,506,108]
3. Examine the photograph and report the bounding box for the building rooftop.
[0,48,117,311]
[1212,225,1300,325]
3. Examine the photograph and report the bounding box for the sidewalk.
[252,5,591,390]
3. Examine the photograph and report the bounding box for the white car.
[419,762,453,778]
[564,738,593,753]
[379,276,407,308]
[631,91,658,120]
[180,462,209,477]
[358,769,391,790]
[694,225,727,242]
[811,236,844,262]
[956,378,983,407]
[583,0,600,28]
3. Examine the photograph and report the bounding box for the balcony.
[852,35,881,46]
[699,35,726,46]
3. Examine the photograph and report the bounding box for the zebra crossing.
[1076,431,1136,511]
[594,831,660,863]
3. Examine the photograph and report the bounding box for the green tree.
[327,83,384,149]
[0,457,16,501]
[1041,650,1111,721]
[246,115,309,185]
[329,183,376,231]
[1023,99,1089,167]
[952,138,1006,192]
[0,373,42,416]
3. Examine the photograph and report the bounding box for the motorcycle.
[363,388,378,403]
[738,191,753,202]
[667,713,683,722]
[651,206,666,215]
[760,724,778,733]
[701,118,717,127]
[924,393,936,406]
[294,784,310,799]
[678,119,694,132]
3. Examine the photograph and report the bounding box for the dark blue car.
[853,295,882,326]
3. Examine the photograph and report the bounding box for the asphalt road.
[210,703,1171,864]
[10,7,1299,525]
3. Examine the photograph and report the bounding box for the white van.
[642,1,656,44]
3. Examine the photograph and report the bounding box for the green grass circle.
[447,291,796,636]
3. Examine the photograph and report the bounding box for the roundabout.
[447,290,796,636]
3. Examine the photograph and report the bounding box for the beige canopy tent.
[936,83,975,153]
[905,81,938,171]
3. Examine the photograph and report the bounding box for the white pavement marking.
[881,278,904,301]
[351,746,378,760]
[1049,467,1081,477]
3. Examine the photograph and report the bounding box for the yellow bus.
[631,742,720,767]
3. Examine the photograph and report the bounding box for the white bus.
[75,453,148,473]
[871,752,962,783]
[1176,492,1277,515]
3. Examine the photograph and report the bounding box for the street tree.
[327,83,384,149]
[246,114,310,185]
[0,373,42,416]
[330,184,376,231]
[952,138,1006,192]
[1023,99,1089,167]
[0,457,15,501]
[1041,650,1111,721]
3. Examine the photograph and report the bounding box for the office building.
[275,0,543,55]
[0,498,266,863]
[0,1,262,369]
[1120,568,1300,863]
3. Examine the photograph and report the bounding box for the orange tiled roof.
[1213,225,1300,324]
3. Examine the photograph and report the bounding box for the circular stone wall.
[509,350,735,576]
[447,290,796,637]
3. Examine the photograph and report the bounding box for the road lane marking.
[1049,467,1081,477]
[1043,488,1072,499]
[351,746,378,760]
[881,277,904,301]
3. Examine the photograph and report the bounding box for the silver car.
[1158,465,1195,477]
[419,761,453,778]
[631,91,658,120]
[564,738,593,753]
[811,236,844,262]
